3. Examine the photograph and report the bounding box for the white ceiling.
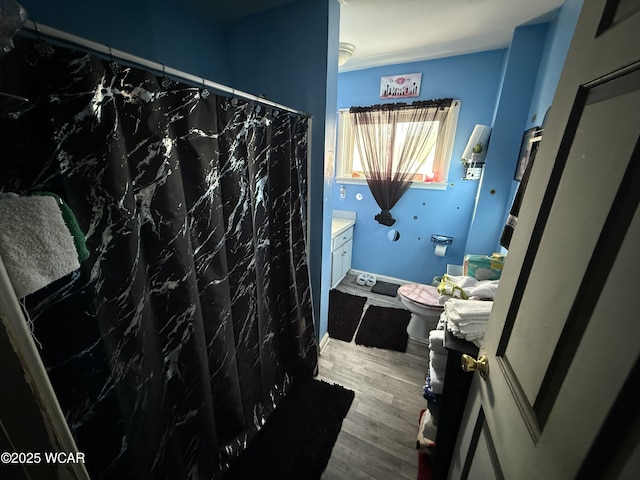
[338,0,564,71]
[189,0,565,71]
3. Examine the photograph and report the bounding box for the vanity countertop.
[331,217,355,237]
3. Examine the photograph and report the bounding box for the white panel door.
[451,1,640,478]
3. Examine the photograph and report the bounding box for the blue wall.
[466,23,548,255]
[333,1,585,289]
[20,0,231,83]
[320,0,341,343]
[496,0,585,253]
[334,50,505,284]
[526,0,585,130]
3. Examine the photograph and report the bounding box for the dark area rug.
[370,280,401,297]
[328,289,367,342]
[355,305,411,352]
[222,378,354,480]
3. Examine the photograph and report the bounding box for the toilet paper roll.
[434,244,447,257]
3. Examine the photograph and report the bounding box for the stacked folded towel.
[0,192,87,298]
[443,298,493,342]
[437,274,499,305]
[428,364,445,395]
[428,328,445,351]
[426,329,448,395]
[429,349,448,370]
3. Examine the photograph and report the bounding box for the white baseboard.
[318,332,330,354]
[348,268,413,286]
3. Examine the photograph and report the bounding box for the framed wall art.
[380,73,421,99]
[514,126,542,181]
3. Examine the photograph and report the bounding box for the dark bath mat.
[371,280,400,297]
[222,378,354,480]
[328,289,367,342]
[355,305,411,352]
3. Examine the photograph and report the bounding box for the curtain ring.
[160,64,172,88]
[106,45,122,74]
[31,19,55,58]
[200,77,210,98]
[32,20,41,40]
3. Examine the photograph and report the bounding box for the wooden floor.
[318,274,429,479]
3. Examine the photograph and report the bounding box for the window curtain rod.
[19,21,308,117]
[350,98,452,113]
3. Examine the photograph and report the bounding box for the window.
[337,100,460,189]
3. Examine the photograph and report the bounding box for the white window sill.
[335,177,448,191]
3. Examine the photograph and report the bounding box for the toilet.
[398,283,443,344]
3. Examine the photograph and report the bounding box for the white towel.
[438,274,499,303]
[428,364,444,395]
[430,350,448,371]
[450,320,487,334]
[453,317,490,328]
[447,321,486,342]
[0,193,80,298]
[450,330,485,342]
[445,311,489,325]
[468,281,499,300]
[445,298,493,318]
[441,298,492,343]
[428,329,447,353]
[447,318,487,335]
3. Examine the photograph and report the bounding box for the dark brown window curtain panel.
[350,98,452,226]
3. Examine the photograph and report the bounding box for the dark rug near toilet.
[355,305,411,352]
[371,280,401,297]
[328,289,367,342]
[222,378,354,480]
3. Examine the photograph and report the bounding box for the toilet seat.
[398,283,443,311]
[399,283,443,344]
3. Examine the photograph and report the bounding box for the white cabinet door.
[330,231,353,289]
[342,238,352,279]
[330,250,342,289]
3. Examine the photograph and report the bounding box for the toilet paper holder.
[431,234,453,247]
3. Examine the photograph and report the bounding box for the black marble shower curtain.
[0,38,317,479]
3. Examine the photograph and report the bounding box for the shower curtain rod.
[20,21,308,117]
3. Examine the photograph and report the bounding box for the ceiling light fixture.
[338,42,356,66]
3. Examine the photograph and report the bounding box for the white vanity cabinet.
[330,220,354,288]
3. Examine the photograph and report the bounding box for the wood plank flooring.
[319,274,430,479]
